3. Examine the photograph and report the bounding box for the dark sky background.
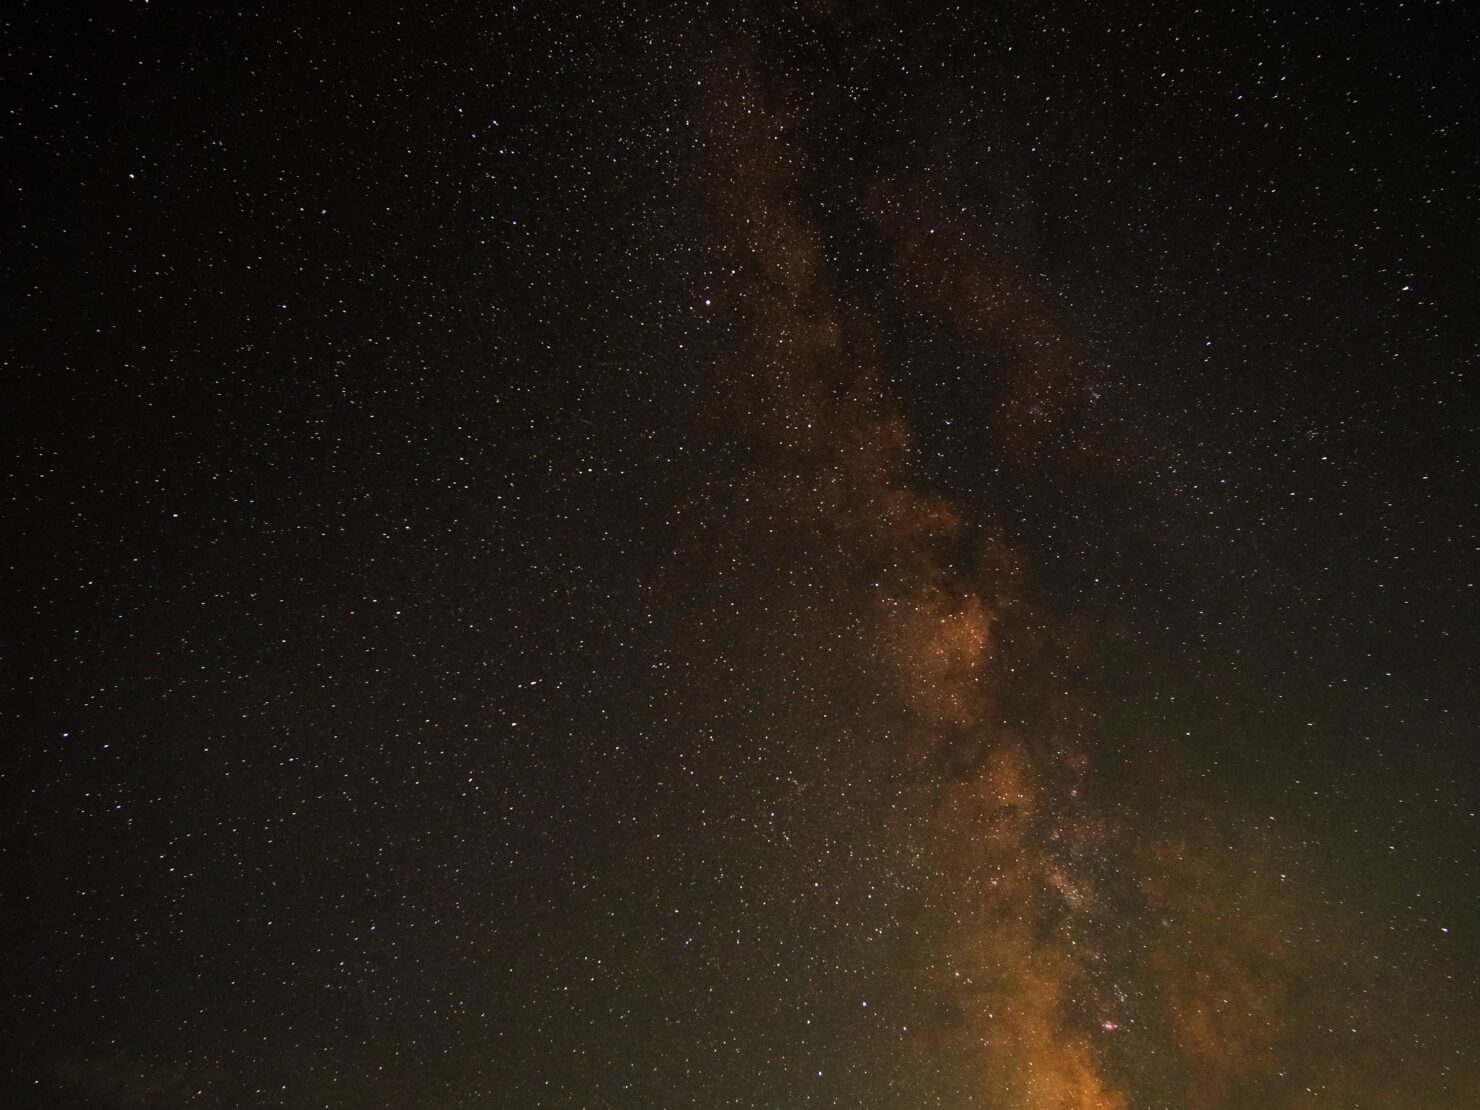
[4,3,1477,1108]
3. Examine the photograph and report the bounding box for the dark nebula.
[5,4,1477,1108]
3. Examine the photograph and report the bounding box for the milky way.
[6,5,1477,1108]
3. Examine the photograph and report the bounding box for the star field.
[4,3,1478,1108]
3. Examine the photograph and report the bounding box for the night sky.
[5,3,1479,1108]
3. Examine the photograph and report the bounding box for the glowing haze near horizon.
[6,4,1478,1108]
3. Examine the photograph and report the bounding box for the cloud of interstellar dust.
[680,34,1472,1110]
[690,50,1126,1109]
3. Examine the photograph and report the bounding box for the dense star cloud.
[690,52,1121,1104]
[5,3,1477,1108]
